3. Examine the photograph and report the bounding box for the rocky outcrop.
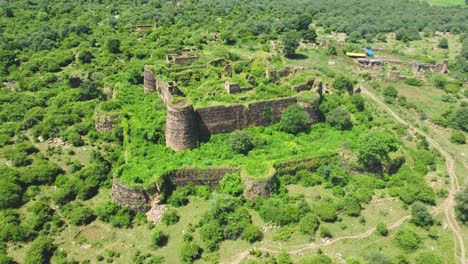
[243,173,279,200]
[112,181,151,212]
[95,112,121,133]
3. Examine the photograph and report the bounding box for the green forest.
[0,0,467,263]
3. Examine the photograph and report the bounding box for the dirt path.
[223,88,465,264]
[361,87,465,264]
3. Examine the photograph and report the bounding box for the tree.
[333,76,354,94]
[357,131,397,167]
[344,196,361,216]
[325,107,352,130]
[438,38,448,49]
[411,202,433,227]
[394,226,422,252]
[294,14,312,31]
[455,186,468,223]
[25,236,56,264]
[79,50,93,63]
[0,178,22,209]
[279,105,309,134]
[299,213,320,234]
[450,130,466,144]
[383,86,398,98]
[282,31,300,57]
[220,31,237,45]
[303,29,317,43]
[107,39,121,54]
[229,131,253,155]
[347,31,362,43]
[453,107,468,131]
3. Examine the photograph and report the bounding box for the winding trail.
[361,87,465,264]
[223,87,465,264]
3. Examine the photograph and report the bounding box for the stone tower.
[144,68,156,93]
[165,99,198,151]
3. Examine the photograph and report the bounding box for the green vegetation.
[0,0,465,262]
[456,186,468,223]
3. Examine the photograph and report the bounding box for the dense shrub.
[376,223,388,236]
[150,229,168,249]
[279,105,309,135]
[161,208,180,225]
[62,202,96,226]
[416,252,443,264]
[218,173,244,197]
[452,107,468,131]
[241,224,263,243]
[299,213,320,235]
[25,236,56,264]
[325,107,352,130]
[0,177,22,209]
[455,186,468,223]
[411,201,433,227]
[344,196,361,217]
[333,76,354,94]
[229,131,253,155]
[258,197,300,225]
[404,78,422,87]
[315,202,338,222]
[394,226,422,252]
[180,240,202,263]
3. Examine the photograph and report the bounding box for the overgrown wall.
[112,181,151,211]
[166,167,239,188]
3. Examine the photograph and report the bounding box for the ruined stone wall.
[197,104,246,136]
[195,97,299,137]
[112,181,151,211]
[155,77,173,105]
[246,97,297,127]
[144,68,156,93]
[165,100,198,151]
[167,167,239,188]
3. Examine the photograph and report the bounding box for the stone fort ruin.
[143,68,322,151]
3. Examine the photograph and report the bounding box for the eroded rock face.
[112,181,151,212]
[243,175,279,200]
[95,112,121,133]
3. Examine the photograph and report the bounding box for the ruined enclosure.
[144,68,322,151]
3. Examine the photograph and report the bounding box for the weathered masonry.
[144,68,322,151]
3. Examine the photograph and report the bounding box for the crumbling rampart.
[144,67,321,151]
[112,180,151,211]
